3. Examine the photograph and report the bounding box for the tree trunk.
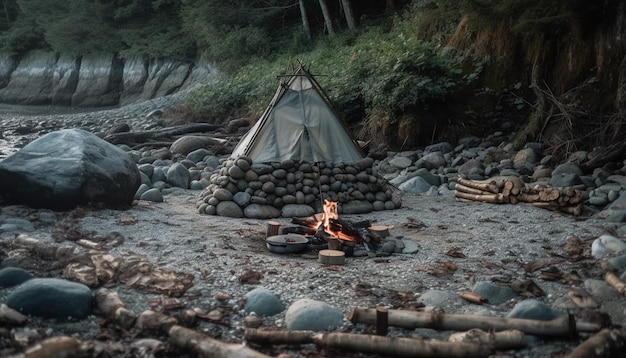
[318,0,335,35]
[299,0,312,39]
[386,0,395,12]
[340,0,356,29]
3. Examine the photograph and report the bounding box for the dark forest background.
[1,0,625,156]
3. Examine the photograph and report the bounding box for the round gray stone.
[281,204,315,218]
[216,201,244,218]
[0,267,33,288]
[285,299,343,331]
[140,188,163,202]
[472,281,518,306]
[244,204,281,219]
[7,278,92,319]
[244,287,285,317]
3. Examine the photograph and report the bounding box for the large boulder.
[0,129,141,210]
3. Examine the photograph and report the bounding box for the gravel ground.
[0,98,623,358]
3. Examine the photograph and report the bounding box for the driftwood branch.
[14,336,94,358]
[103,123,221,145]
[95,288,137,329]
[0,304,27,326]
[138,310,271,358]
[605,272,626,296]
[448,329,526,350]
[567,329,626,358]
[347,308,604,337]
[245,329,492,358]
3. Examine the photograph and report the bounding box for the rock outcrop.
[0,51,215,107]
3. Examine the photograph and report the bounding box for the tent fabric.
[230,68,363,163]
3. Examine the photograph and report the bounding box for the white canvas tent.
[230,66,364,163]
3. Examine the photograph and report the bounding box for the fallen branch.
[138,310,271,358]
[103,123,221,145]
[95,288,137,329]
[0,304,27,326]
[605,272,626,296]
[567,329,626,358]
[12,336,94,358]
[347,308,604,337]
[245,329,492,358]
[448,329,526,350]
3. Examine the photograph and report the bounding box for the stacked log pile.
[454,176,584,215]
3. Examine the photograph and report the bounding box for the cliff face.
[0,51,216,107]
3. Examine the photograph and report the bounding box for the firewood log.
[95,288,137,329]
[567,328,626,358]
[245,329,492,358]
[448,329,526,349]
[347,308,604,337]
[15,234,80,261]
[529,203,583,216]
[454,191,506,204]
[454,183,495,196]
[138,310,271,358]
[456,178,501,194]
[503,176,524,197]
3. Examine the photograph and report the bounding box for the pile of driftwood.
[454,176,584,215]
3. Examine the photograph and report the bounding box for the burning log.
[347,308,605,337]
[244,329,493,358]
[138,310,272,358]
[95,288,137,329]
[448,329,526,350]
[567,328,626,358]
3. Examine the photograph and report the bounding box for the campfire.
[270,200,382,255]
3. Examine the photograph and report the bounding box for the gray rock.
[0,267,33,287]
[187,148,212,163]
[591,234,626,257]
[281,204,315,218]
[216,201,244,218]
[233,192,252,207]
[472,281,518,306]
[606,210,626,222]
[550,173,582,187]
[584,279,623,301]
[513,148,536,169]
[285,299,343,331]
[170,136,213,156]
[0,50,59,105]
[71,53,123,106]
[389,156,412,169]
[0,129,140,210]
[552,162,583,176]
[7,278,92,319]
[417,152,447,169]
[425,142,453,154]
[213,188,234,201]
[341,200,373,214]
[140,188,163,202]
[244,287,285,317]
[244,204,281,219]
[609,191,626,210]
[398,176,433,194]
[0,218,35,232]
[166,162,191,189]
[506,299,563,321]
[414,168,441,187]
[135,183,150,199]
[605,254,626,272]
[418,289,463,308]
[401,238,419,254]
[458,159,483,176]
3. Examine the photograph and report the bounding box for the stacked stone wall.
[196,156,401,218]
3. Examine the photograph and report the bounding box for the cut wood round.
[319,250,345,265]
[368,225,390,238]
[266,221,281,237]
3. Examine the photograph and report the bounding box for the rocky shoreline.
[1,99,626,357]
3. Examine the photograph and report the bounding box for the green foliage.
[0,15,45,54]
